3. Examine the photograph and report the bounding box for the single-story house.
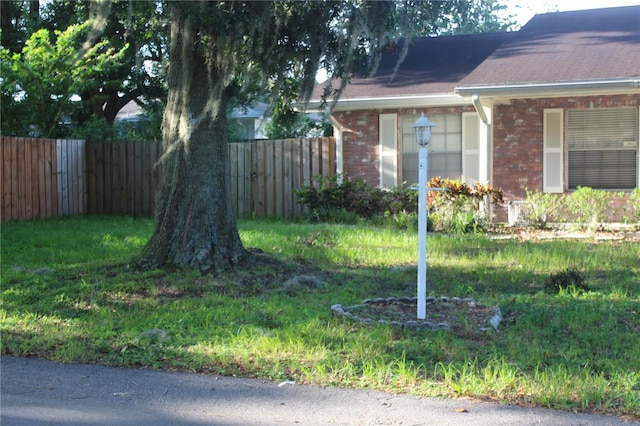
[308,5,640,221]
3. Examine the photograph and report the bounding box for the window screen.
[567,108,638,190]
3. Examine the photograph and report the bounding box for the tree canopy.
[0,22,127,137]
[0,0,167,138]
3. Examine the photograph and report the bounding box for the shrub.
[295,175,417,225]
[427,177,503,233]
[522,189,563,229]
[296,175,504,234]
[565,187,623,230]
[623,188,640,226]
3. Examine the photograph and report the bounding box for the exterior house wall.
[492,93,640,222]
[332,94,638,223]
[334,105,475,187]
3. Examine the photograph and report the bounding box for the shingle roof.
[457,6,640,88]
[318,32,512,100]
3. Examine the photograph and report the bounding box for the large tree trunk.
[141,5,246,272]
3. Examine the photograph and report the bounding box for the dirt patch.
[491,227,640,242]
[333,297,502,335]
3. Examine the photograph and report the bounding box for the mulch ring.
[332,296,502,334]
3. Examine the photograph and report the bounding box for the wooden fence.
[252,138,335,218]
[58,139,86,216]
[1,136,335,222]
[85,140,160,217]
[2,138,59,222]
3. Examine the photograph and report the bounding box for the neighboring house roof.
[231,102,268,119]
[309,32,512,110]
[116,101,145,122]
[116,101,270,121]
[456,5,640,97]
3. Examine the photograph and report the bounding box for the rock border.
[331,296,502,332]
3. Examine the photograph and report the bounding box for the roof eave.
[304,94,469,112]
[455,78,640,99]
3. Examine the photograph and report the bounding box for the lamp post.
[412,113,435,320]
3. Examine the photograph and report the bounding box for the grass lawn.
[1,216,639,420]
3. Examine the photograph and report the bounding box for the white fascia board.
[455,78,640,99]
[304,94,470,112]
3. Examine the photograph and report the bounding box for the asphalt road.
[1,356,637,425]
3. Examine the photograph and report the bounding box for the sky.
[508,0,640,26]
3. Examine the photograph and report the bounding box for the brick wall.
[333,105,475,187]
[493,94,640,200]
[492,93,640,222]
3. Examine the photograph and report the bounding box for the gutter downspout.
[472,93,489,125]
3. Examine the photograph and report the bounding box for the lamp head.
[411,113,435,147]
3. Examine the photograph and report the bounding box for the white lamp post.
[411,113,435,320]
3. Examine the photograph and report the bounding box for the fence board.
[253,140,265,217]
[37,140,47,217]
[56,139,82,216]
[57,140,66,215]
[126,141,135,216]
[291,139,301,217]
[9,138,19,220]
[228,143,238,216]
[322,137,331,177]
[65,140,73,214]
[283,141,293,219]
[242,143,252,217]
[85,142,96,214]
[96,142,105,214]
[311,138,321,187]
[111,142,125,215]
[274,140,284,217]
[301,139,311,189]
[266,140,276,216]
[233,142,252,218]
[134,141,143,216]
[76,140,86,215]
[141,142,150,216]
[10,138,20,220]
[29,139,38,218]
[149,141,159,217]
[17,138,27,220]
[47,139,58,218]
[104,142,114,215]
[228,142,250,217]
[1,138,7,220]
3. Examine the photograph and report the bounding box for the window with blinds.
[567,108,638,190]
[401,114,462,185]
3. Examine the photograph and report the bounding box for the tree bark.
[141,5,246,272]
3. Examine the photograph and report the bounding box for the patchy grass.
[1,216,639,420]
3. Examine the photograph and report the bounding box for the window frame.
[400,113,463,185]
